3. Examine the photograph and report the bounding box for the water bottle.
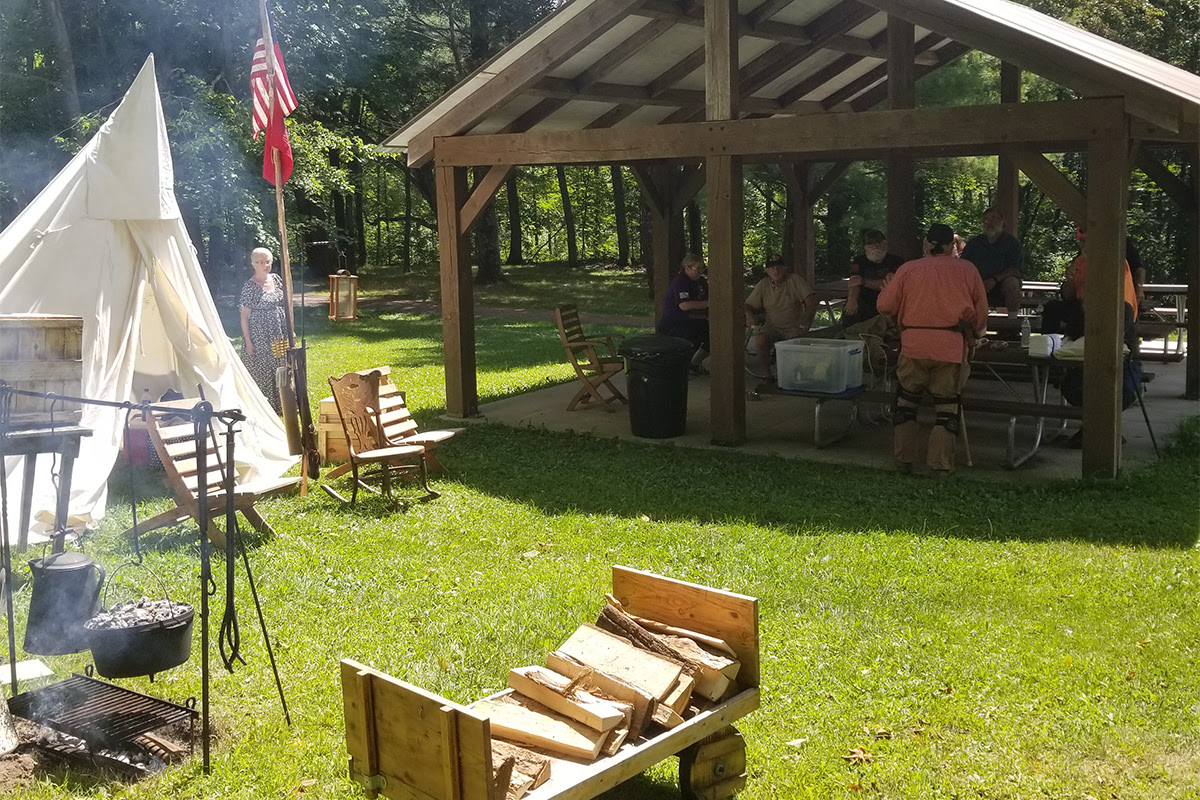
[1020,317,1032,350]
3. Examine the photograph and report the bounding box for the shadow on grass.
[446,421,1200,549]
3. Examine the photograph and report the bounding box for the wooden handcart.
[341,566,759,800]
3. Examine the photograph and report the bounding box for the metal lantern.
[329,270,358,321]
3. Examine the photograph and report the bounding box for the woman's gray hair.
[680,253,704,270]
[251,247,273,261]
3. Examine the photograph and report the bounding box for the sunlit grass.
[9,290,1199,800]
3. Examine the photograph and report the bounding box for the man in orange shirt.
[1041,229,1139,357]
[877,224,989,475]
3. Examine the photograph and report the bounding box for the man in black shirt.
[842,229,904,328]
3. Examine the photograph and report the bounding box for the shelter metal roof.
[385,0,1200,166]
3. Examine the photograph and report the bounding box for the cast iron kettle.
[24,552,105,655]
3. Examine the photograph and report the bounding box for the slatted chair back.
[328,370,387,456]
[325,370,437,505]
[553,304,628,412]
[129,399,298,548]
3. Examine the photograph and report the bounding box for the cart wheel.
[678,726,747,800]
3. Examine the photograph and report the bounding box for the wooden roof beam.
[433,97,1126,167]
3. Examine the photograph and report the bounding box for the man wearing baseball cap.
[877,224,989,475]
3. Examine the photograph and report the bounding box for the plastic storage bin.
[774,338,864,393]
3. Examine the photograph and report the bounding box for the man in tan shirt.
[744,256,816,380]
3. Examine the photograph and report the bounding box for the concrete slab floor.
[457,356,1198,482]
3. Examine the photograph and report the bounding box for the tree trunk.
[505,170,525,264]
[685,200,702,256]
[466,0,503,283]
[44,0,81,121]
[404,167,413,273]
[558,166,578,267]
[611,165,629,267]
[638,189,654,295]
[473,167,504,284]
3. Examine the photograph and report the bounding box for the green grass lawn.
[9,291,1199,799]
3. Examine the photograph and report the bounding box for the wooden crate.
[317,396,348,464]
[341,566,760,800]
[318,367,395,465]
[0,314,84,428]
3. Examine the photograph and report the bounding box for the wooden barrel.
[0,314,84,429]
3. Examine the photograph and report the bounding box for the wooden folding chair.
[123,400,299,548]
[554,304,628,412]
[324,370,436,506]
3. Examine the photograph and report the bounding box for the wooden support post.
[1081,127,1129,478]
[997,63,1022,236]
[1187,143,1199,400]
[705,0,744,445]
[784,164,815,285]
[436,164,477,419]
[886,16,918,259]
[708,154,745,445]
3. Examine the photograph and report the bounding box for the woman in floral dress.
[239,247,289,413]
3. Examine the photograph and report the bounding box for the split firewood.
[659,633,741,681]
[557,624,682,702]
[624,611,739,659]
[508,666,626,733]
[491,755,517,800]
[650,702,684,729]
[662,673,694,715]
[492,740,550,799]
[546,651,656,737]
[472,694,607,761]
[597,600,731,702]
[600,714,631,756]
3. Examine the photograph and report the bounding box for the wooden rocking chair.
[324,370,436,506]
[123,400,299,548]
[554,304,628,412]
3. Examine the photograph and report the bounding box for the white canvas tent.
[0,55,296,542]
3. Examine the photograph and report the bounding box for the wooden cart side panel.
[340,659,495,800]
[446,705,496,800]
[522,688,760,800]
[611,566,760,688]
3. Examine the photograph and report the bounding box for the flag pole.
[257,0,315,494]
[258,0,296,346]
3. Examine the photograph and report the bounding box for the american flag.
[250,39,297,141]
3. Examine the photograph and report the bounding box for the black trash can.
[618,335,693,438]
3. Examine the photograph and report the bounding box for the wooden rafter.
[585,103,640,129]
[573,18,675,91]
[498,98,569,134]
[739,0,878,97]
[405,0,649,166]
[648,46,706,98]
[850,40,970,111]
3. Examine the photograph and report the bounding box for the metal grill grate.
[8,673,197,747]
